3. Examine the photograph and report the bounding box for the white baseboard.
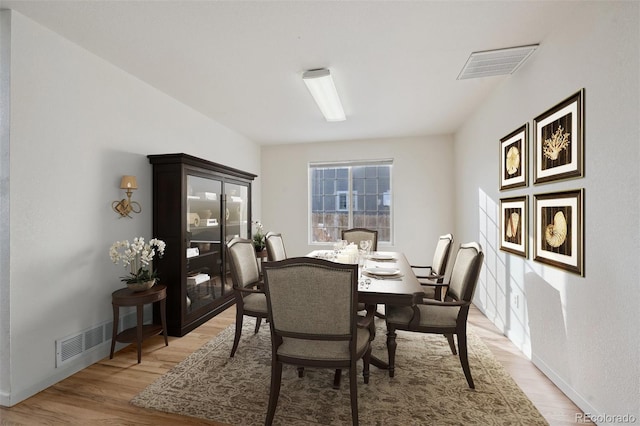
[1,345,113,407]
[532,354,598,419]
[0,389,10,407]
[0,305,148,407]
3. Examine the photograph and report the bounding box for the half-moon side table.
[110,284,168,363]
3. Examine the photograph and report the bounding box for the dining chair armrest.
[411,264,433,271]
[419,298,469,307]
[236,286,264,295]
[408,298,468,327]
[418,277,446,286]
[357,306,376,329]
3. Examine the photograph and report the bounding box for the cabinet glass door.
[221,182,249,288]
[224,182,249,240]
[185,175,223,315]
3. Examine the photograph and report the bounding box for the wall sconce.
[112,175,142,218]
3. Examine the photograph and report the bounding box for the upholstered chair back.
[445,242,484,303]
[431,234,454,276]
[341,228,378,251]
[263,258,357,337]
[227,238,260,288]
[265,232,287,261]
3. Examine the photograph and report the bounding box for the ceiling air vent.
[457,44,538,80]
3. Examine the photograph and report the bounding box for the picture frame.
[500,195,528,257]
[500,124,528,190]
[533,89,584,184]
[533,189,584,276]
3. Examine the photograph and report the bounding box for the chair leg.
[445,333,457,355]
[363,346,371,384]
[457,331,475,389]
[435,286,442,301]
[230,311,244,358]
[333,369,342,389]
[349,361,359,426]
[254,317,262,334]
[386,326,397,378]
[265,361,283,426]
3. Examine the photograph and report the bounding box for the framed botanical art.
[500,196,528,257]
[500,124,528,190]
[533,89,584,184]
[534,189,584,276]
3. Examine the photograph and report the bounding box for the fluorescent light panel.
[457,44,538,80]
[302,69,346,122]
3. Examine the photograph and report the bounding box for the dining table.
[307,249,425,376]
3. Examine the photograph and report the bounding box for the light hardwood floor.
[0,305,590,425]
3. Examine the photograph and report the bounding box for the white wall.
[261,135,454,266]
[0,11,261,406]
[0,10,12,405]
[454,1,639,419]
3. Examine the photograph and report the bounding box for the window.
[309,160,392,243]
[336,191,357,211]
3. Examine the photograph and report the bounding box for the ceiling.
[0,0,579,145]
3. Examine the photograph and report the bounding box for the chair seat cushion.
[242,292,268,313]
[277,327,370,361]
[386,304,459,328]
[420,286,436,299]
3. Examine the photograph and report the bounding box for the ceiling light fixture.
[302,69,346,122]
[457,44,539,80]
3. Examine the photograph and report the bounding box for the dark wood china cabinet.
[148,153,256,336]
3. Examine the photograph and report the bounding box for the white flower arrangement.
[252,220,265,251]
[109,237,166,284]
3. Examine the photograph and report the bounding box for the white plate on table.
[364,267,401,276]
[369,253,396,261]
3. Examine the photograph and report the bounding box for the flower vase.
[127,279,156,292]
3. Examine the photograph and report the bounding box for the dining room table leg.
[386,326,397,377]
[366,303,391,370]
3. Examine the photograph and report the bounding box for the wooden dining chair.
[226,237,268,357]
[342,227,382,317]
[262,257,374,426]
[385,242,484,388]
[411,233,454,301]
[341,228,378,251]
[265,231,287,261]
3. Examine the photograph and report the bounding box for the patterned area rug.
[132,319,548,425]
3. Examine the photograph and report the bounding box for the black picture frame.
[500,195,528,257]
[533,189,584,276]
[500,124,528,191]
[533,89,584,184]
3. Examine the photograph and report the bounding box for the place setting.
[367,252,398,263]
[361,266,404,280]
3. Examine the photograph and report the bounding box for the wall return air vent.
[457,44,538,80]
